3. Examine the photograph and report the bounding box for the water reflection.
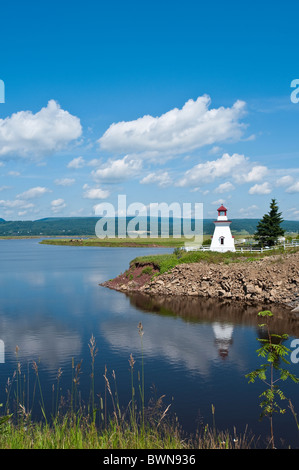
[0,312,82,370]
[100,292,299,379]
[126,293,299,337]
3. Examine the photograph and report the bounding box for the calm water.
[0,238,299,448]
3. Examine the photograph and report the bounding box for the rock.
[105,250,299,309]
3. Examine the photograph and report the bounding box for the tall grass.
[0,326,255,449]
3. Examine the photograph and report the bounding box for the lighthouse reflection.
[100,292,297,377]
[212,323,234,359]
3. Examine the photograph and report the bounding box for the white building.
[210,204,235,252]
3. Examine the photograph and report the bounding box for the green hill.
[0,217,298,237]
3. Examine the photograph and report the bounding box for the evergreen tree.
[254,199,284,247]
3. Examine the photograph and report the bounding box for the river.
[0,238,299,448]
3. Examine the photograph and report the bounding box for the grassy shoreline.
[0,417,254,449]
[0,334,256,450]
[39,237,194,248]
[129,245,299,274]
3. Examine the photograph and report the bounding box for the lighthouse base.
[210,223,235,253]
[210,245,236,253]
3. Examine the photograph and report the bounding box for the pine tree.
[254,199,284,247]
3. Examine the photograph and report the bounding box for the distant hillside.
[0,217,298,237]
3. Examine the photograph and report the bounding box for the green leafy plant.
[245,310,299,449]
[141,266,153,275]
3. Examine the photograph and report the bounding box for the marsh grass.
[0,327,255,450]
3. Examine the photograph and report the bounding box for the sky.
[0,0,299,221]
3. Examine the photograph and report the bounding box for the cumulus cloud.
[248,182,272,195]
[83,186,110,199]
[0,199,34,210]
[54,178,76,186]
[17,186,51,199]
[286,181,299,193]
[67,156,85,169]
[211,199,226,205]
[98,95,246,158]
[275,175,294,187]
[177,152,272,190]
[0,100,82,159]
[51,198,66,213]
[214,181,235,193]
[177,153,246,187]
[238,205,259,217]
[91,155,142,182]
[140,171,172,187]
[233,165,268,184]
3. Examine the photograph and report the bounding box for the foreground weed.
[246,310,299,449]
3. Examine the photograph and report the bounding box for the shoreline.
[101,250,299,313]
[39,237,188,247]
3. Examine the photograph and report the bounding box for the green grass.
[0,415,254,449]
[39,236,215,248]
[130,246,299,274]
[40,237,188,247]
[0,334,255,450]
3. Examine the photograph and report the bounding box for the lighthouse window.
[220,236,225,245]
[219,211,225,216]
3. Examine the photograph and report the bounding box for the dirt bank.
[101,251,299,311]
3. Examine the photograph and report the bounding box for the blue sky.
[0,0,299,221]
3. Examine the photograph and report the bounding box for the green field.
[39,236,205,247]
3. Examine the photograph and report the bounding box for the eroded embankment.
[101,251,299,311]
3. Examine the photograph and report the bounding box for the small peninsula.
[102,248,299,312]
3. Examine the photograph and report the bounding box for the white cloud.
[0,199,34,210]
[214,181,235,193]
[17,186,51,199]
[51,198,66,213]
[67,156,85,169]
[83,187,110,199]
[177,153,246,187]
[211,199,226,205]
[0,100,82,158]
[276,175,294,187]
[92,155,142,182]
[18,210,28,217]
[238,205,259,216]
[54,178,76,186]
[233,165,268,184]
[140,171,172,187]
[248,182,272,195]
[208,146,222,155]
[285,207,299,220]
[98,95,246,158]
[286,181,299,193]
[87,158,102,167]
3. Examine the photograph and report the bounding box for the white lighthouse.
[210,204,235,252]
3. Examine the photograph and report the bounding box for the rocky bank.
[102,251,299,311]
